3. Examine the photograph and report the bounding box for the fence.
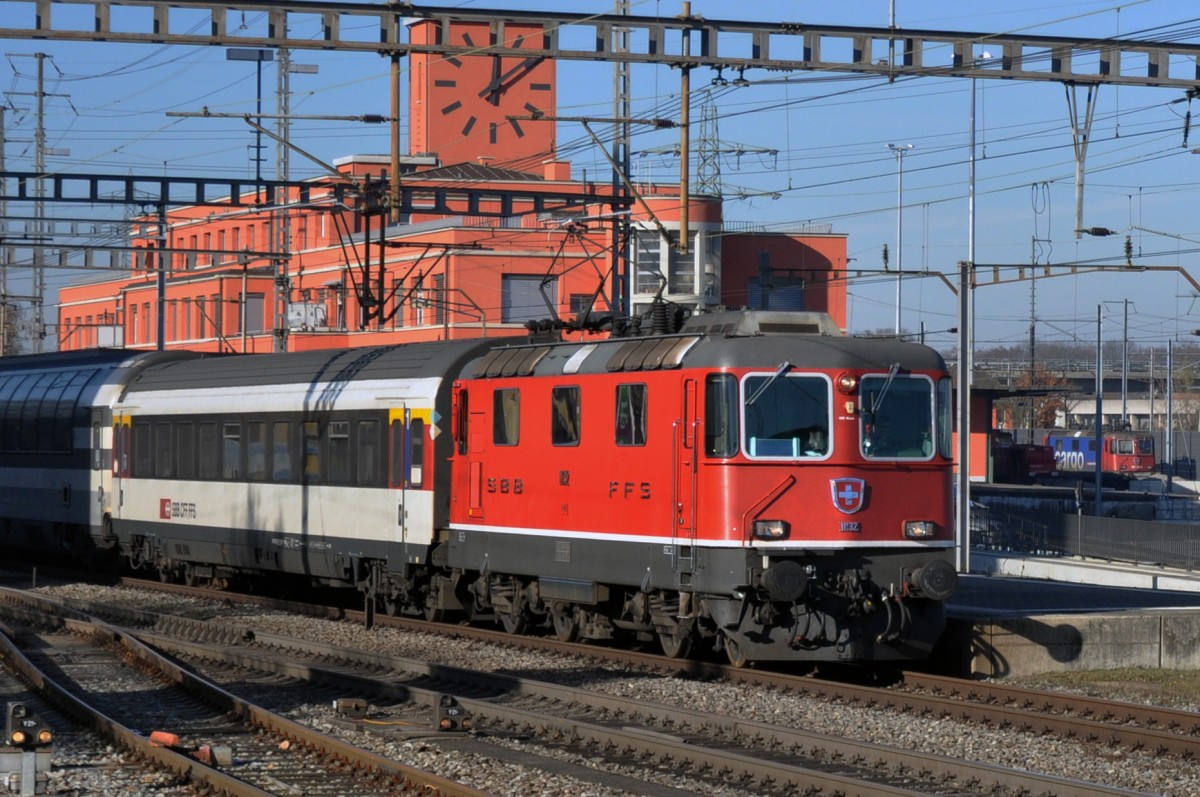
[973,504,1200,572]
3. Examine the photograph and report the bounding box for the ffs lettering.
[608,481,651,500]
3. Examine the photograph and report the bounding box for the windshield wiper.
[746,361,791,406]
[868,362,901,416]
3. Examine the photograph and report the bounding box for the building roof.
[416,162,546,183]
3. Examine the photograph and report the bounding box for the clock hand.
[479,56,544,103]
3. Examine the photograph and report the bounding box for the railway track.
[0,586,488,797]
[114,575,1200,760]
[0,581,1169,797]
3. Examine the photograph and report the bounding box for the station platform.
[940,554,1200,678]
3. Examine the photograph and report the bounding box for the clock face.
[411,21,556,167]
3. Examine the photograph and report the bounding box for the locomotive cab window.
[742,372,830,459]
[705,374,738,458]
[493,388,520,446]
[551,386,581,446]
[615,384,647,446]
[860,373,935,460]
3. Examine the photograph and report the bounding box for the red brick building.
[57,21,849,353]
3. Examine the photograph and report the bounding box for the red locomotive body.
[447,311,956,665]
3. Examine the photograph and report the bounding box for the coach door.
[111,411,132,516]
[389,406,431,551]
[672,378,698,573]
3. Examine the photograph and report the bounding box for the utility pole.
[678,1,692,257]
[33,52,46,352]
[0,106,7,355]
[887,142,912,334]
[611,0,631,315]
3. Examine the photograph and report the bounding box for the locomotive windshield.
[742,372,831,458]
[860,374,935,459]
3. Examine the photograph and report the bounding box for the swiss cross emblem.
[830,478,866,514]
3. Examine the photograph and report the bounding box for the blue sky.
[3,0,1200,352]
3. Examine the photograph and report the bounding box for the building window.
[433,273,446,325]
[240,292,266,333]
[633,230,662,294]
[129,305,139,344]
[502,274,555,324]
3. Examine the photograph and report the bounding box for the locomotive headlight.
[753,520,790,540]
[836,372,858,394]
[904,520,937,539]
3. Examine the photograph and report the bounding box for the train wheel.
[551,604,579,642]
[723,634,749,668]
[498,606,529,635]
[423,599,445,624]
[657,622,693,659]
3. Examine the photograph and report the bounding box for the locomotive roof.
[470,324,945,379]
[120,338,500,394]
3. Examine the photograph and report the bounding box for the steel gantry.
[1,0,1200,89]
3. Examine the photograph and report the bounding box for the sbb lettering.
[485,478,523,494]
[608,481,651,499]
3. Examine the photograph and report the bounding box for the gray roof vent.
[681,310,843,337]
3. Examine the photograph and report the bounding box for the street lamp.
[226,48,274,186]
[887,142,912,335]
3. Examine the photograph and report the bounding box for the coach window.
[358,419,381,486]
[704,374,739,457]
[176,422,195,479]
[272,421,292,481]
[133,422,153,477]
[328,420,351,484]
[246,421,267,481]
[410,418,425,488]
[551,386,581,446]
[493,388,520,445]
[198,421,219,479]
[616,384,647,446]
[92,423,103,470]
[154,422,173,478]
[222,423,242,479]
[303,422,321,480]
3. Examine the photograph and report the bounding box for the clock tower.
[410,20,557,168]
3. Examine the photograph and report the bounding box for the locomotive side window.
[493,388,520,446]
[551,386,581,446]
[246,421,267,481]
[455,392,469,455]
[860,374,934,460]
[176,422,195,479]
[616,384,647,446]
[704,374,739,458]
[198,421,219,479]
[222,423,242,479]
[937,378,953,458]
[272,421,292,481]
[328,420,351,484]
[743,373,830,459]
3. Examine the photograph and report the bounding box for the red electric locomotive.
[444,310,957,665]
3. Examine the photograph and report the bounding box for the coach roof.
[121,338,500,395]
